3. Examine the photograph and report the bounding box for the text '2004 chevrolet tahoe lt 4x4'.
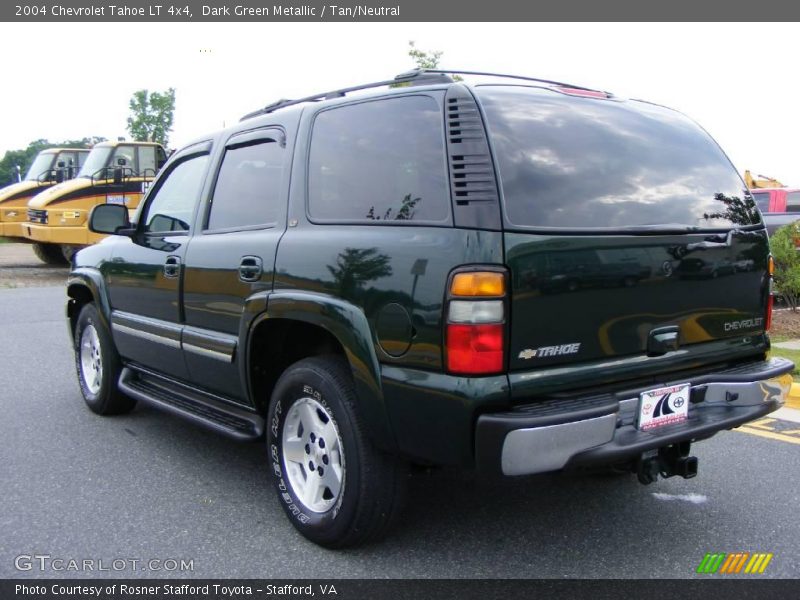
[67,69,793,548]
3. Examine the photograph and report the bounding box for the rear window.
[477,86,760,230]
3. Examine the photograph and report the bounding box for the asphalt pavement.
[1,286,799,579]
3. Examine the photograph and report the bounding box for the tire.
[32,243,68,266]
[74,303,136,415]
[61,244,84,263]
[267,356,406,548]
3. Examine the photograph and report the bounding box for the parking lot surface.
[1,284,799,579]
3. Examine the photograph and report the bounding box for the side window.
[58,152,78,178]
[207,138,284,231]
[141,154,209,234]
[78,152,88,167]
[156,146,168,169]
[787,192,800,213]
[138,146,157,176]
[57,151,76,168]
[752,192,769,212]
[112,146,136,171]
[308,95,449,223]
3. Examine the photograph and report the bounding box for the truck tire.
[61,244,84,263]
[74,303,136,415]
[267,356,406,548]
[32,243,68,265]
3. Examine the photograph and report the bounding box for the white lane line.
[651,492,708,504]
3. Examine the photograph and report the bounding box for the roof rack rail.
[240,70,453,121]
[239,68,609,121]
[419,69,611,95]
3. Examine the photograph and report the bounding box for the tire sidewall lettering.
[269,377,348,528]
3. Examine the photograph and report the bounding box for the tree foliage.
[392,41,461,87]
[771,222,800,311]
[327,247,392,298]
[126,88,176,147]
[408,40,443,69]
[0,137,100,186]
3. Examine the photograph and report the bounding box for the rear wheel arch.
[246,293,396,453]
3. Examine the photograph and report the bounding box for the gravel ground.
[0,242,68,288]
[771,308,800,339]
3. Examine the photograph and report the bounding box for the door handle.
[239,256,263,282]
[164,255,181,278]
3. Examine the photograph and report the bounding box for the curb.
[788,383,800,410]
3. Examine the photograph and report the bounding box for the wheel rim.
[281,396,345,514]
[80,324,103,394]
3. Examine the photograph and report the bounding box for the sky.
[0,22,798,185]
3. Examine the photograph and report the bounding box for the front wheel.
[267,356,406,548]
[74,303,136,415]
[61,244,85,263]
[32,243,68,265]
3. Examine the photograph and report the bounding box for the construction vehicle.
[23,141,168,263]
[0,148,91,262]
[743,170,800,236]
[744,170,785,190]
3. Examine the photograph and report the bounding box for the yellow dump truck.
[23,141,167,262]
[0,148,90,263]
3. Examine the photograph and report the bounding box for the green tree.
[126,88,176,147]
[395,41,461,84]
[771,222,800,311]
[0,137,99,186]
[326,247,392,298]
[408,40,443,69]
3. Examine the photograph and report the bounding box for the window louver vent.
[445,86,501,230]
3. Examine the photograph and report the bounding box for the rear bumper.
[475,357,793,476]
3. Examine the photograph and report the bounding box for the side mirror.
[89,204,133,236]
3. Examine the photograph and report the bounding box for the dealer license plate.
[637,383,690,431]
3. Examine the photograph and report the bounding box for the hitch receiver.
[636,442,698,485]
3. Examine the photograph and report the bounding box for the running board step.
[118,367,264,441]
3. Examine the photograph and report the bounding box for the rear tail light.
[446,269,507,375]
[766,256,774,331]
[451,271,505,296]
[766,294,774,331]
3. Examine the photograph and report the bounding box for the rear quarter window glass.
[308,95,449,223]
[476,86,759,230]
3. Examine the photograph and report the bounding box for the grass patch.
[0,237,9,244]
[769,347,800,382]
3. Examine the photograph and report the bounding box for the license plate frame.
[637,383,691,431]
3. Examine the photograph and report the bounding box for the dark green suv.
[67,69,793,548]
